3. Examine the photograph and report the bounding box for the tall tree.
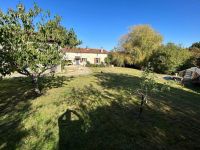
[120,25,163,67]
[0,3,81,94]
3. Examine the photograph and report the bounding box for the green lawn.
[0,67,200,150]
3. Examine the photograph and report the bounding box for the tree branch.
[39,65,55,76]
[16,67,31,77]
[17,70,29,76]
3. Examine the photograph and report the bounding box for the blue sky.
[0,0,200,50]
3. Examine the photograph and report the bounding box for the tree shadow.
[58,101,200,150]
[95,72,200,94]
[95,72,200,108]
[0,76,71,149]
[58,73,200,150]
[0,76,70,114]
[95,72,200,121]
[0,77,34,149]
[182,82,200,94]
[39,76,71,91]
[94,72,141,91]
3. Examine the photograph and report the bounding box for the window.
[81,58,87,62]
[94,58,100,64]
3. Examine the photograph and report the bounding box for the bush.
[149,43,192,74]
[104,56,111,65]
[61,60,73,70]
[189,42,200,68]
[108,51,134,67]
[85,61,106,67]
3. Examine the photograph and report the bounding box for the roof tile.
[62,47,109,54]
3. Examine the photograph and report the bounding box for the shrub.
[149,43,192,74]
[189,42,200,68]
[61,60,73,70]
[85,61,106,67]
[104,55,112,65]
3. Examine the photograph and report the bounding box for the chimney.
[100,47,104,53]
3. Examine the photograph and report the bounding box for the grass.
[0,67,200,150]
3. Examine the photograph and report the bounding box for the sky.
[0,0,200,50]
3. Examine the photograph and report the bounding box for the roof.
[187,67,200,75]
[62,47,109,54]
[179,67,200,81]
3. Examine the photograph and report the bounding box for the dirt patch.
[58,65,92,77]
[4,65,92,78]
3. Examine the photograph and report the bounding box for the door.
[75,56,81,65]
[76,59,80,65]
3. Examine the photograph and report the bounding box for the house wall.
[64,52,108,65]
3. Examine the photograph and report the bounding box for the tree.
[190,42,200,49]
[137,66,169,118]
[189,42,200,67]
[0,3,81,94]
[120,25,163,67]
[104,56,111,66]
[149,43,192,74]
[109,51,134,67]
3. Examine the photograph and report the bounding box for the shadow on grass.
[95,72,200,115]
[95,72,141,91]
[182,82,200,94]
[58,73,200,150]
[162,76,200,94]
[0,76,70,150]
[58,101,200,149]
[39,76,71,91]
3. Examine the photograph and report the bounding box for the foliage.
[110,52,125,67]
[149,43,192,74]
[108,51,134,67]
[61,60,72,70]
[85,61,106,67]
[120,25,163,67]
[189,42,200,67]
[190,42,200,49]
[137,66,170,117]
[104,55,112,65]
[115,25,194,74]
[0,3,81,93]
[139,68,159,97]
[64,28,82,47]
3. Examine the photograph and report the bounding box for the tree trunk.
[31,75,41,95]
[138,95,145,118]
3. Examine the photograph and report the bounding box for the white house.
[62,47,109,65]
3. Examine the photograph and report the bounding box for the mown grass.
[0,67,200,150]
